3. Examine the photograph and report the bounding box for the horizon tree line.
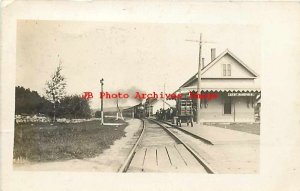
[15,63,92,121]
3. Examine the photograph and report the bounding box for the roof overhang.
[177,87,261,94]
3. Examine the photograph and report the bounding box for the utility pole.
[116,98,119,120]
[116,98,124,120]
[185,33,216,124]
[197,33,202,124]
[163,83,166,110]
[100,78,104,125]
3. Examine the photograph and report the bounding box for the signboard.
[228,92,255,97]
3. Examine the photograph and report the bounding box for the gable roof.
[179,49,259,89]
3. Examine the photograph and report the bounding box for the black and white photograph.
[1,1,299,191]
[13,21,260,173]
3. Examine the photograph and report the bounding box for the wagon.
[175,99,194,127]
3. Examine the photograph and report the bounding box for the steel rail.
[159,120,213,145]
[148,118,217,174]
[118,119,146,173]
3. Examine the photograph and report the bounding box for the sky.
[16,21,261,109]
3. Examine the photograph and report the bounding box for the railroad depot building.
[176,49,261,123]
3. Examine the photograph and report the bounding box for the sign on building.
[228,92,255,97]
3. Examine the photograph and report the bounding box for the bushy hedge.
[15,86,92,119]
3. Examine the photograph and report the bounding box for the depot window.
[227,64,231,76]
[222,64,231,76]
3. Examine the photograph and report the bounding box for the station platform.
[163,121,259,145]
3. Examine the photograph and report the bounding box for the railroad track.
[118,118,215,173]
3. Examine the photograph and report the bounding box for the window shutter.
[223,64,226,76]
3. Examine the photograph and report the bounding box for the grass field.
[206,123,260,135]
[14,118,127,162]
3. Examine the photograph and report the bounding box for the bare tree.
[45,63,66,122]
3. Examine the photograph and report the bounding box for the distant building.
[145,98,176,117]
[175,49,261,123]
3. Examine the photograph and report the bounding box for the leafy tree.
[57,95,92,119]
[45,64,66,122]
